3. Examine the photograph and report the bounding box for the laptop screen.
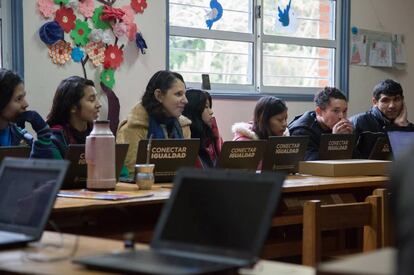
[0,160,66,237]
[154,170,284,259]
[387,130,414,159]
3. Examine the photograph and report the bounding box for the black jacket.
[350,107,413,158]
[288,111,331,160]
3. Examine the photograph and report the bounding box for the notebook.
[74,168,285,275]
[0,157,68,248]
[0,146,31,163]
[386,126,414,159]
[217,140,266,170]
[262,136,309,173]
[136,139,200,183]
[62,143,129,189]
[318,134,355,160]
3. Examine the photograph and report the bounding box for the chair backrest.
[373,188,393,247]
[302,195,382,267]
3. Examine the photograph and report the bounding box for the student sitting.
[0,68,60,158]
[350,79,413,158]
[47,76,101,155]
[288,87,353,160]
[116,70,191,175]
[232,96,288,141]
[182,89,223,168]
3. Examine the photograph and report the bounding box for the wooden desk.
[50,175,388,259]
[317,247,396,275]
[0,231,314,275]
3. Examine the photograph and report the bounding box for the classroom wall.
[23,0,413,141]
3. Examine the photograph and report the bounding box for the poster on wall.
[368,40,392,67]
[350,34,368,66]
[393,34,407,64]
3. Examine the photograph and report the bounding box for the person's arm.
[16,111,62,159]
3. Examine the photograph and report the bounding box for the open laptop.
[319,134,355,160]
[368,136,391,160]
[136,139,200,183]
[62,143,129,189]
[262,136,309,173]
[0,157,68,248]
[217,140,266,170]
[0,146,31,163]
[74,168,285,275]
[386,126,414,159]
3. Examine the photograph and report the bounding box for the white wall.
[23,0,413,141]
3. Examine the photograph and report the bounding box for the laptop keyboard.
[97,250,232,274]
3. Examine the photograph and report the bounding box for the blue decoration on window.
[278,0,292,27]
[206,0,223,30]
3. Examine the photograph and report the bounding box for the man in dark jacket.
[288,87,353,160]
[350,79,412,158]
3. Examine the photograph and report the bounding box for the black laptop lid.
[62,144,129,189]
[0,146,31,163]
[136,139,200,183]
[368,136,391,160]
[217,140,265,170]
[262,136,309,173]
[0,157,68,239]
[386,127,414,159]
[152,168,285,260]
[319,134,355,160]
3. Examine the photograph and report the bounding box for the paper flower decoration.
[79,0,95,18]
[101,68,115,89]
[54,0,68,4]
[37,0,56,18]
[135,32,147,54]
[48,40,72,65]
[71,46,84,62]
[113,22,128,38]
[127,22,137,41]
[55,7,76,33]
[66,0,79,9]
[92,6,110,30]
[70,19,91,46]
[104,45,124,69]
[39,21,64,45]
[131,0,148,14]
[85,42,105,66]
[121,5,134,25]
[101,5,125,22]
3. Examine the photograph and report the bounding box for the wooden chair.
[302,195,382,267]
[373,188,394,247]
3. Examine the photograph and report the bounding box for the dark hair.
[0,68,24,112]
[141,70,185,119]
[314,87,347,110]
[373,79,403,100]
[47,76,95,126]
[252,96,287,139]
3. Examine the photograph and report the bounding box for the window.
[168,0,349,99]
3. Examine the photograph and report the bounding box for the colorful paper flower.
[100,69,115,89]
[104,45,124,69]
[127,22,137,41]
[121,5,134,25]
[131,0,148,14]
[48,40,72,65]
[92,6,111,30]
[101,5,125,22]
[136,32,148,54]
[71,46,85,62]
[39,21,64,45]
[66,0,79,10]
[79,0,95,18]
[54,0,68,4]
[55,7,76,33]
[113,22,128,38]
[89,29,103,43]
[37,0,56,18]
[70,19,91,46]
[85,42,105,66]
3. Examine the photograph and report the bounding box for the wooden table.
[317,247,396,275]
[0,231,315,275]
[50,175,388,259]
